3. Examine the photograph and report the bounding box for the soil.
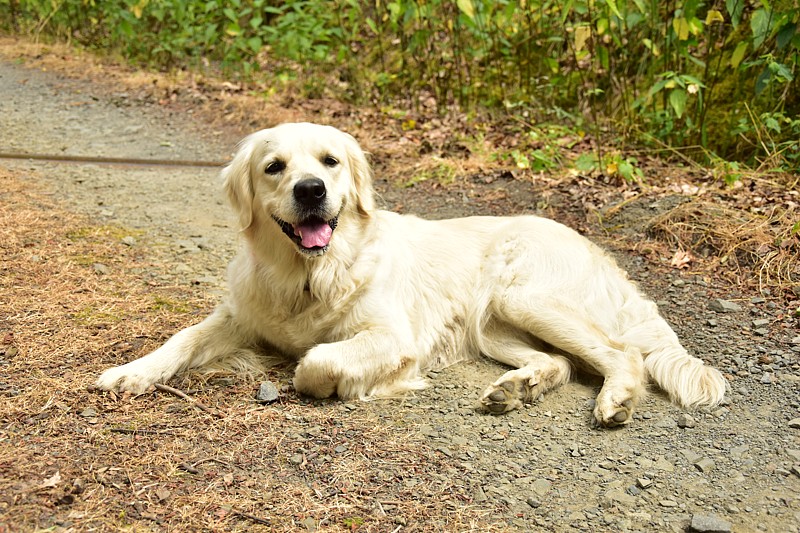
[1,50,799,533]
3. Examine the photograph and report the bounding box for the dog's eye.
[265,161,285,174]
[322,155,339,167]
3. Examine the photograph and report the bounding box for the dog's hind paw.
[480,380,525,414]
[592,398,635,428]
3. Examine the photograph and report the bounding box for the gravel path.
[2,60,799,532]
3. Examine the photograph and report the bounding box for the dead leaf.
[40,471,61,489]
[670,249,694,269]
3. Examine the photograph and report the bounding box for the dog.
[96,122,727,426]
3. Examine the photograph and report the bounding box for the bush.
[2,0,798,170]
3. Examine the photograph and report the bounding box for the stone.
[689,513,732,532]
[677,413,696,428]
[121,236,136,246]
[694,457,715,472]
[788,418,800,429]
[531,478,551,496]
[256,381,279,403]
[93,263,110,275]
[708,299,742,313]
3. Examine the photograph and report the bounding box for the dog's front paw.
[95,362,160,394]
[293,345,342,399]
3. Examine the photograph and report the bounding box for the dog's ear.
[222,136,256,231]
[344,134,375,216]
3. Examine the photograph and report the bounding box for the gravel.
[2,59,799,532]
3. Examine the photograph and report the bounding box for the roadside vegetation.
[2,0,798,175]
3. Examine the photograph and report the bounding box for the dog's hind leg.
[491,296,646,427]
[96,304,252,394]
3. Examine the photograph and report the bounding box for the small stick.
[153,383,224,418]
[231,509,271,526]
[110,428,173,436]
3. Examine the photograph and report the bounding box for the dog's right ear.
[222,136,256,231]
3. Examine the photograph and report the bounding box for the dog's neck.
[244,215,371,307]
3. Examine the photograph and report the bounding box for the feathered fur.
[96,123,727,426]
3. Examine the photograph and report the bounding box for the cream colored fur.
[96,123,727,426]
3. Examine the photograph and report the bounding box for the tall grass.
[2,0,798,169]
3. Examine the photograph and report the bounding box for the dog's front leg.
[293,330,414,400]
[95,305,242,394]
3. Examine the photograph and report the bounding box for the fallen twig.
[153,383,224,418]
[110,427,173,436]
[231,509,271,526]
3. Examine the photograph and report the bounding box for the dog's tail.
[644,345,727,409]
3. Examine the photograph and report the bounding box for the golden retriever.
[96,123,727,426]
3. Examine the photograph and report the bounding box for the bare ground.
[1,39,799,532]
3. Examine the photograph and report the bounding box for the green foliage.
[1,0,798,170]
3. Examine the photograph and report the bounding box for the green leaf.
[777,21,797,51]
[769,61,793,82]
[730,41,748,68]
[669,88,687,118]
[574,153,598,172]
[604,0,622,20]
[247,36,262,53]
[725,0,744,28]
[750,9,772,49]
[456,0,475,20]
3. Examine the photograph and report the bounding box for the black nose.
[293,178,327,208]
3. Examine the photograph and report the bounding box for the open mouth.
[272,214,339,255]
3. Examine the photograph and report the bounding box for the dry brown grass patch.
[647,199,799,290]
[0,168,504,531]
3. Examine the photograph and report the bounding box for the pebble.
[79,407,98,418]
[121,236,136,246]
[689,513,732,532]
[760,373,773,384]
[93,262,110,275]
[659,499,678,507]
[531,478,551,496]
[255,381,279,403]
[789,418,800,429]
[677,413,696,428]
[708,299,742,313]
[694,457,715,472]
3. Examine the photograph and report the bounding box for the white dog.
[96,123,726,426]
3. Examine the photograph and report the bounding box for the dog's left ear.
[344,134,375,216]
[222,135,256,231]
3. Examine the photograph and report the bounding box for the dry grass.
[647,199,799,290]
[0,169,506,531]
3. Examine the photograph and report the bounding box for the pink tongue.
[294,221,332,248]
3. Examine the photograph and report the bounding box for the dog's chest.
[238,272,363,357]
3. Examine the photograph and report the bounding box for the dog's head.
[222,123,375,257]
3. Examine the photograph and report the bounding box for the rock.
[677,413,696,428]
[760,373,773,384]
[531,478,551,496]
[93,263,110,275]
[689,513,732,532]
[636,477,653,489]
[681,449,703,464]
[708,299,742,313]
[526,497,540,508]
[659,499,678,507]
[752,318,770,327]
[603,490,637,507]
[121,236,136,246]
[788,418,800,429]
[256,381,279,403]
[79,407,98,418]
[694,457,715,472]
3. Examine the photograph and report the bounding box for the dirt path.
[1,58,799,532]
